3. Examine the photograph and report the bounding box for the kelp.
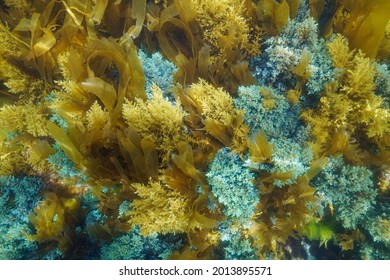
[172,141,207,186]
[335,230,365,251]
[118,128,159,183]
[128,0,146,39]
[28,189,85,256]
[154,1,199,63]
[46,121,84,167]
[85,37,146,110]
[43,32,153,185]
[0,0,149,98]
[90,0,109,24]
[331,0,390,58]
[247,130,273,164]
[249,160,323,256]
[142,0,260,93]
[308,0,325,20]
[256,0,290,35]
[27,139,56,173]
[12,3,57,82]
[293,49,312,90]
[378,21,390,58]
[81,77,117,112]
[168,140,221,257]
[325,130,369,165]
[284,0,301,19]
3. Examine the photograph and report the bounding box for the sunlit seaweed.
[0,0,389,260]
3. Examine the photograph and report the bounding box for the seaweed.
[0,0,389,260]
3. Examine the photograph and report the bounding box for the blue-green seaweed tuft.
[206,148,259,221]
[100,227,183,260]
[313,156,377,229]
[138,50,177,101]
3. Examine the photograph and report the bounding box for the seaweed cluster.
[0,0,389,260]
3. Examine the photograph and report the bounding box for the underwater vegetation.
[0,0,389,260]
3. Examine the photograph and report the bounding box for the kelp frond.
[29,191,82,255]
[256,0,290,35]
[331,0,390,58]
[247,130,273,164]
